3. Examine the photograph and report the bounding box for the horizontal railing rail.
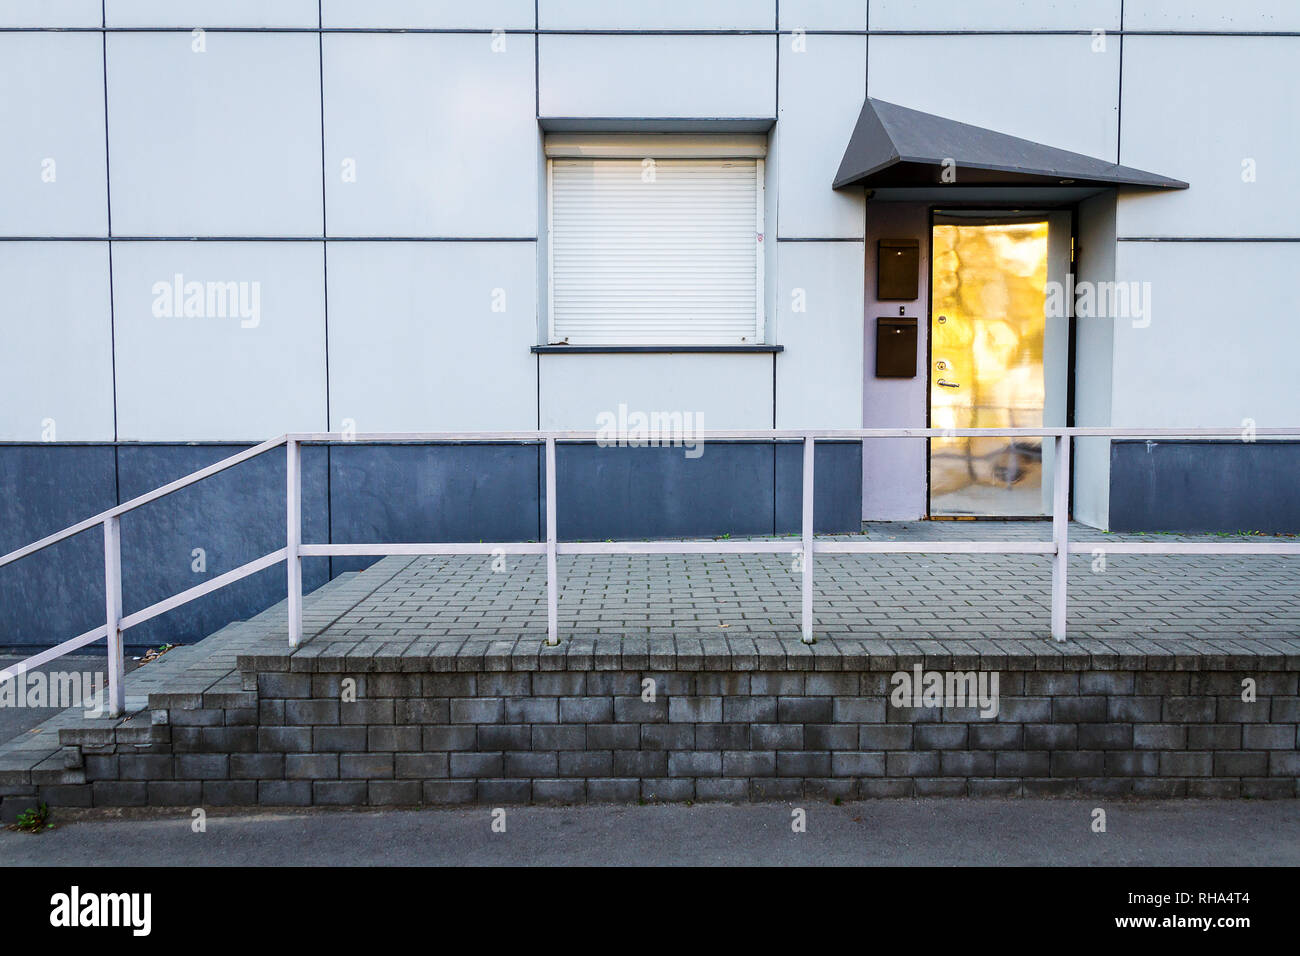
[2,426,1298,717]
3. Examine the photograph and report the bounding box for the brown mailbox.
[875,316,918,378]
[877,238,920,300]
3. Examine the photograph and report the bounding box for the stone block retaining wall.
[19,652,1300,807]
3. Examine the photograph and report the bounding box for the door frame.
[923,203,1079,520]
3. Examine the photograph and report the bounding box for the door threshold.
[927,515,1053,521]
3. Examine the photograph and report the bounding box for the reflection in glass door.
[928,212,1070,517]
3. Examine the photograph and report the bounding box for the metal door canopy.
[833,98,1188,191]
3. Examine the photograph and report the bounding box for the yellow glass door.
[928,212,1069,517]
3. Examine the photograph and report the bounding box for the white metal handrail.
[3,426,1299,717]
[0,435,290,715]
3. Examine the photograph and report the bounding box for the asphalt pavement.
[3,798,1296,866]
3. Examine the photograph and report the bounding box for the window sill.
[531,345,783,354]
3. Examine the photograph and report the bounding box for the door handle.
[937,379,960,388]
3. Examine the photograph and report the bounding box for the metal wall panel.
[539,35,776,120]
[321,0,535,29]
[326,241,538,431]
[539,0,774,31]
[328,443,541,574]
[322,33,538,238]
[1124,0,1300,31]
[868,34,1120,164]
[0,242,114,441]
[0,33,107,237]
[556,443,776,539]
[1118,36,1300,238]
[111,241,327,440]
[106,32,323,236]
[871,0,1121,31]
[1110,440,1300,533]
[775,441,864,534]
[105,1,319,26]
[779,0,867,31]
[775,241,864,428]
[1111,240,1300,428]
[0,446,115,650]
[774,34,866,239]
[0,0,100,26]
[538,353,774,430]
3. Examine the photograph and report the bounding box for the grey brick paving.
[278,523,1299,650]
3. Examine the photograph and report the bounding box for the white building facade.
[2,1,1298,650]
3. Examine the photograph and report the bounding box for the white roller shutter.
[548,158,764,345]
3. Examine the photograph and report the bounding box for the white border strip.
[818,541,1057,554]
[284,427,1300,442]
[1067,541,1300,555]
[300,543,548,557]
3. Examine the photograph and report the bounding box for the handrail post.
[102,516,125,718]
[801,435,815,644]
[286,438,302,648]
[545,436,559,646]
[1050,432,1071,641]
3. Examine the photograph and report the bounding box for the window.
[547,157,764,346]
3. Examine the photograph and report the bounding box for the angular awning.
[833,98,1187,191]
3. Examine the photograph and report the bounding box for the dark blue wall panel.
[775,440,864,534]
[555,442,777,540]
[115,445,329,649]
[329,443,541,573]
[1110,439,1300,533]
[0,446,117,651]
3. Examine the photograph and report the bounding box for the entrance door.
[928,211,1071,517]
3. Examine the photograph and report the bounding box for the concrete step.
[0,568,375,818]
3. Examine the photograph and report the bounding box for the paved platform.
[302,521,1300,648]
[2,521,1297,809]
